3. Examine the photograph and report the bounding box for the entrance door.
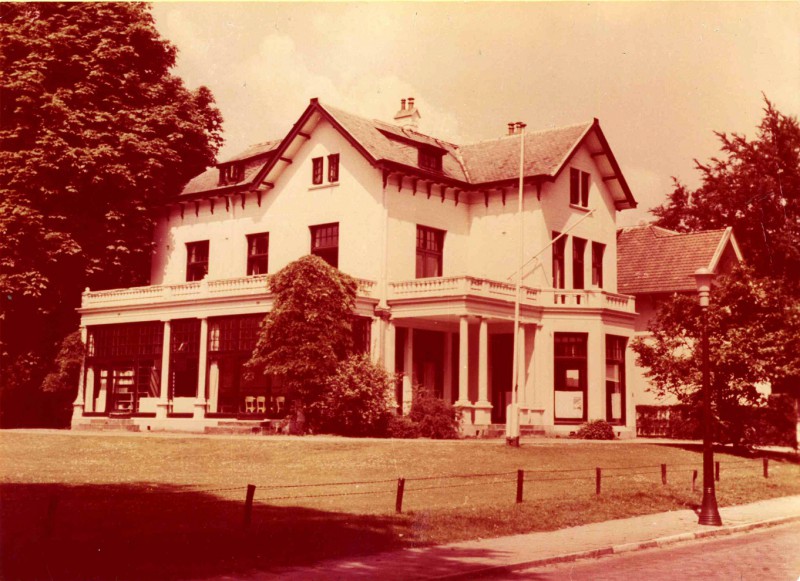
[490,334,513,424]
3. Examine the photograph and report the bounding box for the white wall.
[151,119,385,285]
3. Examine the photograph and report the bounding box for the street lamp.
[693,267,722,526]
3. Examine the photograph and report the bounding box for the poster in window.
[555,390,584,419]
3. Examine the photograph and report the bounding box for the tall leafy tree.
[632,267,800,445]
[640,97,800,445]
[247,256,358,431]
[652,97,800,290]
[0,3,223,426]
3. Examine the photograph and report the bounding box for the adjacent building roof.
[617,225,742,295]
[178,98,636,209]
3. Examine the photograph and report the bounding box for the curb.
[430,515,800,580]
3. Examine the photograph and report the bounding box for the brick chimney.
[393,97,421,131]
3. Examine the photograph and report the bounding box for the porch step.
[205,419,287,436]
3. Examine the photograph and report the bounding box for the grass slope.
[1,431,798,580]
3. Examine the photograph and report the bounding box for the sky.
[151,2,800,226]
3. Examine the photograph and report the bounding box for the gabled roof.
[178,98,636,209]
[617,225,743,295]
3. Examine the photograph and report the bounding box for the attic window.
[418,147,443,173]
[219,163,244,186]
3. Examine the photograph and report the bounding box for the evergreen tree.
[0,3,223,426]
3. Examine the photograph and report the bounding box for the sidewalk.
[226,495,800,580]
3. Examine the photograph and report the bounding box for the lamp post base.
[698,487,722,526]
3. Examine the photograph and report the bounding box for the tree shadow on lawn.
[654,442,800,465]
[0,482,507,581]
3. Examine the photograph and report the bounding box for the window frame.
[592,242,605,288]
[569,168,590,208]
[310,222,339,268]
[418,147,444,173]
[416,225,445,278]
[312,157,324,185]
[186,240,209,282]
[554,332,588,424]
[605,335,627,425]
[552,232,566,289]
[246,233,269,276]
[572,237,587,290]
[327,153,340,183]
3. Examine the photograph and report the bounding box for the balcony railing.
[81,275,378,309]
[389,276,541,305]
[81,274,632,314]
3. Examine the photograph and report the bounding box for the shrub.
[576,419,616,440]
[386,415,421,439]
[315,354,396,437]
[408,387,460,439]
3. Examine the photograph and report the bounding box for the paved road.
[496,522,800,580]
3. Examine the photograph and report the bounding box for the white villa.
[72,97,641,436]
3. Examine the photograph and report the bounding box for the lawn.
[1,430,798,580]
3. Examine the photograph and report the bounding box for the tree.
[0,3,223,426]
[632,266,800,445]
[315,354,396,437]
[652,96,800,290]
[246,255,358,430]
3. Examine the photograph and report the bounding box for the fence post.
[595,467,602,495]
[44,495,59,539]
[692,469,698,492]
[243,484,256,529]
[763,458,769,479]
[516,470,524,503]
[661,463,667,485]
[715,461,720,482]
[396,477,406,514]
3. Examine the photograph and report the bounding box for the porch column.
[208,361,220,414]
[84,367,96,413]
[370,317,382,364]
[385,319,396,374]
[72,326,88,420]
[456,316,470,405]
[474,318,492,425]
[443,331,453,403]
[193,317,208,419]
[156,320,171,419]
[402,327,414,414]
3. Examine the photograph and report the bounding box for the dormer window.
[418,147,443,173]
[218,163,244,186]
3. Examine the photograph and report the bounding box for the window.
[312,157,324,185]
[186,241,209,282]
[416,225,444,278]
[606,335,627,424]
[418,148,443,172]
[572,237,586,290]
[592,242,605,288]
[171,319,200,398]
[328,154,340,183]
[246,233,269,275]
[218,163,244,186]
[552,232,566,289]
[310,223,339,268]
[554,333,588,423]
[86,322,163,414]
[570,168,590,207]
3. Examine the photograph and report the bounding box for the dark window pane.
[573,237,586,290]
[552,232,566,289]
[592,242,605,287]
[328,154,339,182]
[186,241,209,282]
[581,171,590,206]
[570,168,580,205]
[247,233,269,275]
[312,157,323,185]
[416,225,444,278]
[310,223,339,267]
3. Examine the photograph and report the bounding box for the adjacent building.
[72,98,640,435]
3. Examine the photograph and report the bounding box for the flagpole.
[507,121,525,447]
